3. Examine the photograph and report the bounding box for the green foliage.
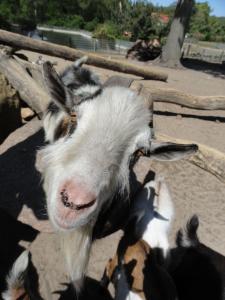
[129,1,153,40]
[84,18,99,31]
[48,15,84,29]
[189,2,211,40]
[0,0,224,43]
[189,2,225,42]
[93,22,120,40]
[208,17,225,42]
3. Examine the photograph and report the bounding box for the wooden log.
[0,48,49,114]
[18,58,47,92]
[0,73,22,143]
[143,85,225,110]
[0,29,168,81]
[157,133,225,184]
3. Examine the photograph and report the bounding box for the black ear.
[42,61,74,112]
[149,141,198,161]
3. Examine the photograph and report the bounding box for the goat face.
[39,59,198,231]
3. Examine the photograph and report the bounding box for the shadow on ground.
[55,277,113,300]
[0,209,38,293]
[182,58,225,79]
[0,129,46,220]
[155,110,225,123]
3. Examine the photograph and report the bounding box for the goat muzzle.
[60,188,96,211]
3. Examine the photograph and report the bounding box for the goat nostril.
[60,188,96,211]
[73,199,96,210]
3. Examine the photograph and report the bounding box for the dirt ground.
[0,51,225,299]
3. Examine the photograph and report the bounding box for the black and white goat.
[101,177,177,300]
[39,56,198,287]
[3,189,224,299]
[101,191,225,300]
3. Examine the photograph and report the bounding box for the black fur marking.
[53,119,67,141]
[151,143,198,156]
[176,214,199,247]
[61,66,100,90]
[43,61,68,110]
[169,245,224,300]
[75,87,102,106]
[168,215,225,300]
[144,248,177,300]
[47,102,60,115]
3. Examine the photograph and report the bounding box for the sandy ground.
[0,51,225,299]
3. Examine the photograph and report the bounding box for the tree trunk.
[160,0,194,68]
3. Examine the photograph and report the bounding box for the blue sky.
[150,0,225,17]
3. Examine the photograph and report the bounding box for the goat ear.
[42,61,74,112]
[149,141,198,161]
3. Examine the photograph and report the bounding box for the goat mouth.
[60,189,96,211]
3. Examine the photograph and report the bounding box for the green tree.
[93,22,120,40]
[129,1,154,41]
[189,2,211,40]
[208,16,225,42]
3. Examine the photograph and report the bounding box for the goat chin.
[59,223,93,290]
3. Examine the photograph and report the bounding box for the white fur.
[126,291,143,300]
[41,86,152,283]
[113,178,174,300]
[132,177,174,256]
[41,86,152,229]
[2,251,29,300]
[60,224,93,284]
[75,84,100,98]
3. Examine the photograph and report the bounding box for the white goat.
[39,57,198,290]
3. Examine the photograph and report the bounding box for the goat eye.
[54,114,77,141]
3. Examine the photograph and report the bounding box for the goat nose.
[60,181,96,211]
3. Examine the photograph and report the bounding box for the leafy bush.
[66,15,84,29]
[0,15,10,30]
[48,15,84,29]
[129,2,162,41]
[93,22,120,40]
[84,18,99,32]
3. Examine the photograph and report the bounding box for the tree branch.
[0,29,168,81]
[0,48,49,114]
[140,84,225,110]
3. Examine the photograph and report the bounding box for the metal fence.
[182,42,225,64]
[36,26,225,63]
[36,26,134,55]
